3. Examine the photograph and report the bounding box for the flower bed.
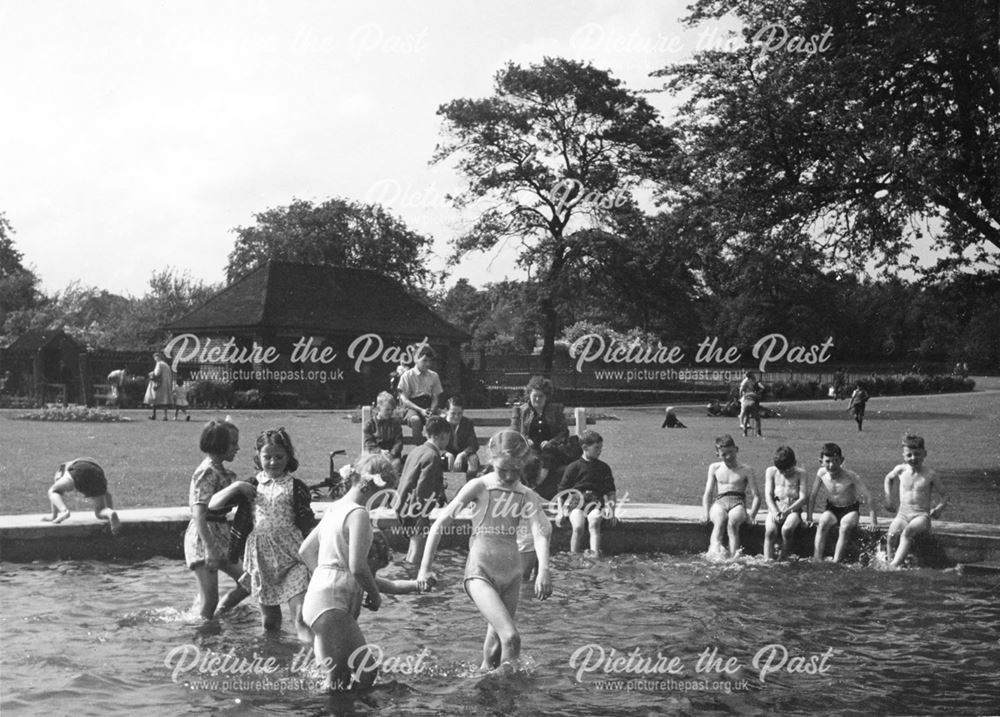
[13,405,131,422]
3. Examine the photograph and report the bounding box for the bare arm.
[930,474,948,518]
[346,510,380,609]
[883,466,901,512]
[417,479,484,589]
[746,469,761,521]
[526,491,553,600]
[806,471,823,523]
[764,468,778,515]
[207,480,254,512]
[702,465,717,522]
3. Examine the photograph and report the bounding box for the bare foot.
[42,510,71,524]
[109,511,121,535]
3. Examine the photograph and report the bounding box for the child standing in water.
[210,428,316,641]
[418,430,552,672]
[299,452,398,690]
[883,434,948,568]
[703,434,760,557]
[183,419,249,620]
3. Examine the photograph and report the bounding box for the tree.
[654,0,999,274]
[0,213,41,329]
[226,198,435,291]
[434,57,676,368]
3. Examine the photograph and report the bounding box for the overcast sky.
[1,0,748,297]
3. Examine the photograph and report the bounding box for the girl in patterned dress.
[210,428,316,641]
[183,418,249,620]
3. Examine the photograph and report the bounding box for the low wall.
[2,504,998,569]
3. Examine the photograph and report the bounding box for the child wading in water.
[418,430,552,672]
[210,428,316,641]
[299,452,409,690]
[183,419,250,620]
[42,457,121,534]
[883,433,948,568]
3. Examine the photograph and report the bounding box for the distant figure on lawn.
[847,383,869,431]
[661,406,686,428]
[147,351,174,421]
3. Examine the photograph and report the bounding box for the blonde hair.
[342,451,399,490]
[488,429,531,466]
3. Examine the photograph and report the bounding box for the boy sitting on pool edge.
[883,433,948,568]
[807,442,877,562]
[555,430,619,557]
[703,434,760,558]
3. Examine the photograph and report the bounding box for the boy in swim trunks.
[42,457,121,535]
[807,443,878,562]
[703,434,760,557]
[763,446,808,560]
[555,430,619,556]
[883,434,948,568]
[397,415,452,566]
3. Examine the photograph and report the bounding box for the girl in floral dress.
[183,418,250,620]
[210,428,316,641]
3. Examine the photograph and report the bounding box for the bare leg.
[813,513,835,561]
[587,510,603,555]
[708,503,727,555]
[465,578,520,670]
[891,516,931,568]
[217,562,250,614]
[569,509,586,553]
[193,565,220,620]
[833,513,859,563]
[405,534,427,565]
[43,474,75,524]
[93,493,120,535]
[261,604,282,631]
[781,513,801,559]
[764,519,778,561]
[311,610,372,690]
[288,593,311,643]
[727,506,747,557]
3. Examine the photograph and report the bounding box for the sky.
[0,0,746,298]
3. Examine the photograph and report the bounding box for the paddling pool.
[1,552,997,716]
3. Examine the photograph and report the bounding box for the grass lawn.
[2,389,998,524]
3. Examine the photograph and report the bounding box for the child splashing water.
[210,428,316,642]
[418,429,552,672]
[183,418,250,620]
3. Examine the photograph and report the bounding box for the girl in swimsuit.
[417,430,552,671]
[298,452,397,690]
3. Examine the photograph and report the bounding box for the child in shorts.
[555,430,619,556]
[807,443,878,562]
[703,434,760,557]
[763,446,808,560]
[42,457,121,535]
[883,434,948,568]
[847,383,869,431]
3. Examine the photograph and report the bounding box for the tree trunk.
[539,294,558,372]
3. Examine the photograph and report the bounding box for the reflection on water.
[1,553,998,716]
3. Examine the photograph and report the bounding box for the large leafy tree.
[0,213,41,327]
[434,57,676,368]
[655,0,999,273]
[226,198,435,292]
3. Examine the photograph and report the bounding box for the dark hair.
[819,442,843,458]
[901,433,925,450]
[415,345,436,360]
[773,446,797,471]
[447,394,465,409]
[525,375,554,398]
[200,419,237,455]
[579,429,603,446]
[253,427,300,472]
[424,415,452,438]
[715,434,737,449]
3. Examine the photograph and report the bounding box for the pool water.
[1,552,998,716]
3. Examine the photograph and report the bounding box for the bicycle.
[307,449,348,501]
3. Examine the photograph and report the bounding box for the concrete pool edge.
[2,503,998,569]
